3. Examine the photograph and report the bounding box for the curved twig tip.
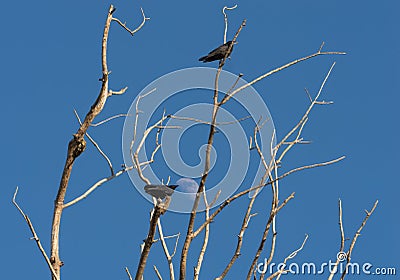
[13,186,19,202]
[222,4,238,14]
[140,7,151,20]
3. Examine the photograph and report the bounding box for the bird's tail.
[198,56,208,62]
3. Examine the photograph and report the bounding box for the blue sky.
[1,1,398,279]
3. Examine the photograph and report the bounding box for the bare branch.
[50,6,118,277]
[112,7,150,36]
[13,187,60,280]
[219,49,345,106]
[194,156,345,236]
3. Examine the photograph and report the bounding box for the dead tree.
[13,4,378,280]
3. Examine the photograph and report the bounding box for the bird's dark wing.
[199,41,233,63]
[144,184,179,199]
[144,185,168,199]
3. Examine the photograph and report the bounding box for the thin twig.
[222,5,238,43]
[13,187,60,280]
[339,199,345,252]
[215,207,257,279]
[131,88,157,152]
[154,265,163,280]
[327,199,346,280]
[157,218,178,280]
[259,161,280,280]
[241,123,278,279]
[276,62,337,151]
[208,190,222,208]
[154,233,180,243]
[194,189,211,280]
[108,86,128,96]
[133,115,170,185]
[216,120,276,280]
[225,73,244,97]
[305,88,313,103]
[339,200,378,280]
[74,109,114,175]
[271,234,308,280]
[219,48,345,106]
[125,267,133,280]
[63,166,132,208]
[277,118,308,164]
[169,115,251,126]
[91,113,130,127]
[246,193,295,280]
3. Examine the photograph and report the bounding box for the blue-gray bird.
[144,184,179,200]
[199,41,234,62]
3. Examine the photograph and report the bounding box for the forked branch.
[339,200,378,280]
[193,156,345,237]
[112,7,150,36]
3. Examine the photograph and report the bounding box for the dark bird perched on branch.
[144,184,179,200]
[199,41,234,63]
